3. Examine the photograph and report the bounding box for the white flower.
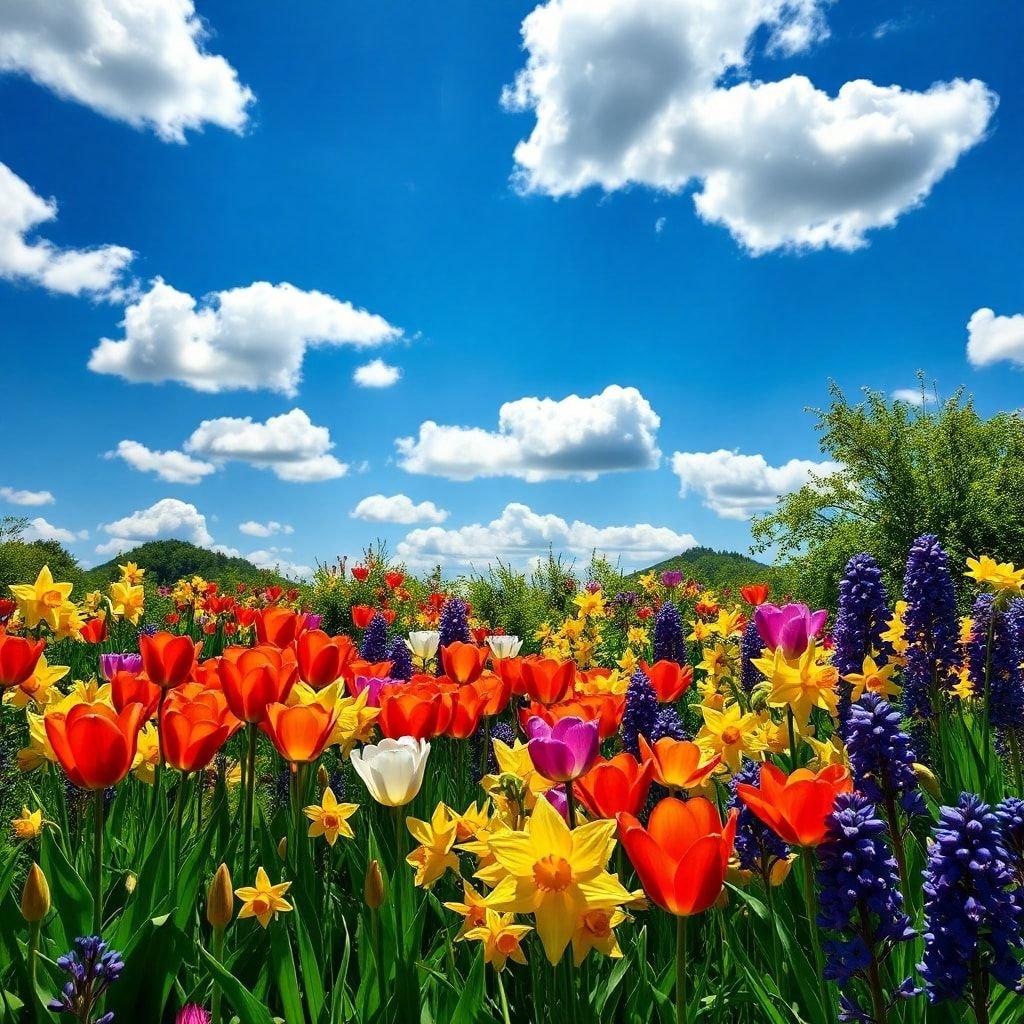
[485,634,523,660]
[350,736,430,807]
[405,630,440,661]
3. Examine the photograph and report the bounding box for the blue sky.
[1,0,1021,578]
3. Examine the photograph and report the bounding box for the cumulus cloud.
[184,408,348,482]
[239,520,294,538]
[97,497,213,555]
[503,0,996,253]
[245,548,312,580]
[891,388,926,406]
[397,385,660,482]
[0,486,55,506]
[0,0,253,142]
[88,278,402,395]
[108,439,216,485]
[397,502,696,568]
[353,359,401,388]
[22,517,88,544]
[351,493,449,525]
[0,161,133,299]
[672,449,842,519]
[966,308,1024,369]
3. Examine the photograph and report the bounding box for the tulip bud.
[21,863,50,922]
[913,762,941,800]
[277,836,288,860]
[317,765,329,790]
[750,683,771,712]
[206,863,234,928]
[364,859,385,910]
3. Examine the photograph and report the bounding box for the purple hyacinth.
[652,600,686,664]
[996,797,1024,885]
[833,554,893,728]
[487,720,516,774]
[387,635,413,681]
[816,793,915,1002]
[437,597,471,649]
[740,621,762,692]
[919,794,1024,1003]
[650,705,688,742]
[901,535,960,733]
[967,593,1024,732]
[359,612,390,663]
[727,760,790,878]
[48,935,124,1023]
[621,668,658,758]
[846,695,926,817]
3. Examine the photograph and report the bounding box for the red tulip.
[352,566,370,582]
[162,684,238,772]
[740,584,771,606]
[640,660,693,703]
[639,736,721,791]
[45,702,147,789]
[138,632,200,689]
[297,630,357,689]
[261,701,338,763]
[385,572,404,589]
[351,605,375,629]
[378,682,452,739]
[110,670,162,720]
[441,642,488,685]
[575,752,654,819]
[0,634,45,688]
[520,657,575,705]
[80,616,108,644]
[445,683,487,739]
[254,607,307,648]
[217,645,297,723]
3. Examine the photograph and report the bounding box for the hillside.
[636,546,786,592]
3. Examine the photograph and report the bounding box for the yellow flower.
[626,626,648,647]
[805,734,848,769]
[842,656,901,703]
[11,807,42,840]
[54,602,87,641]
[304,786,359,846]
[18,712,53,771]
[571,907,626,966]
[750,713,808,757]
[132,724,160,785]
[82,591,103,614]
[462,910,531,972]
[687,620,714,644]
[696,643,732,685]
[637,571,658,595]
[118,561,145,585]
[965,555,1024,595]
[880,601,908,658]
[406,804,460,888]
[52,679,112,711]
[3,654,69,709]
[617,648,638,675]
[443,881,491,937]
[479,795,632,964]
[108,581,145,624]
[573,590,606,619]
[754,641,839,723]
[951,664,974,701]
[534,622,553,643]
[235,867,292,927]
[449,802,492,843]
[696,703,761,771]
[482,739,552,805]
[712,608,746,639]
[327,689,381,753]
[561,617,585,641]
[10,566,73,630]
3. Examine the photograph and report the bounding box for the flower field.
[1,543,1024,1024]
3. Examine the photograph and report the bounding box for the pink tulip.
[525,716,600,783]
[753,603,828,659]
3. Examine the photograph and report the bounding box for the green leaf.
[270,923,306,1024]
[198,942,275,1024]
[449,948,484,1024]
[39,826,90,950]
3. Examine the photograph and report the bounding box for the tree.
[752,382,1024,609]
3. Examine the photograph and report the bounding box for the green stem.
[27,920,39,996]
[800,852,830,1018]
[496,968,512,1024]
[675,914,688,1024]
[565,781,577,829]
[980,613,996,779]
[172,774,186,880]
[92,790,104,934]
[210,925,226,1024]
[371,907,385,1016]
[881,789,909,899]
[478,716,491,781]
[786,707,799,771]
[763,871,782,978]
[393,804,406,952]
[241,725,257,879]
[971,956,990,1024]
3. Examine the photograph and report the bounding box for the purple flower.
[99,653,143,680]
[661,570,683,589]
[652,601,686,663]
[542,785,569,822]
[525,716,599,782]
[753,603,827,659]
[48,935,124,1023]
[621,668,657,758]
[351,674,396,708]
[303,613,323,631]
[176,1007,212,1024]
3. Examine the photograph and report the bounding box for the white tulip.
[351,736,430,807]
[405,630,440,662]
[485,634,523,660]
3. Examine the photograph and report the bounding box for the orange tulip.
[351,605,375,629]
[45,702,146,789]
[740,584,771,606]
[254,607,307,648]
[640,660,694,703]
[520,694,623,741]
[378,682,452,739]
[476,670,512,717]
[80,616,108,644]
[162,685,238,772]
[261,701,338,763]
[575,753,654,819]
[110,670,161,720]
[618,797,737,916]
[139,632,201,689]
[217,645,297,723]
[639,736,721,791]
[494,656,527,696]
[445,683,487,739]
[736,763,852,847]
[297,631,357,689]
[0,634,45,688]
[520,657,575,705]
[440,642,488,685]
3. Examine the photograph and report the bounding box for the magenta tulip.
[525,716,600,782]
[753,602,828,659]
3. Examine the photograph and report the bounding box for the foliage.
[0,518,83,593]
[638,546,782,593]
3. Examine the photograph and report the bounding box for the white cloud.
[239,520,294,538]
[353,359,401,388]
[503,0,996,253]
[351,493,449,525]
[245,548,311,580]
[89,278,402,396]
[397,502,696,568]
[0,486,55,506]
[184,408,348,482]
[108,439,216,485]
[22,517,87,544]
[672,449,841,519]
[891,388,925,406]
[396,384,660,482]
[0,0,253,142]
[966,308,1024,369]
[0,161,133,299]
[97,497,213,555]
[654,217,667,234]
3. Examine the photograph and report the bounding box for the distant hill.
[635,546,785,593]
[82,539,295,589]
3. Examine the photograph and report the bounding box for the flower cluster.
[49,935,124,1023]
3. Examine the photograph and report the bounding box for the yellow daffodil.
[842,655,901,703]
[482,739,552,805]
[561,618,585,641]
[951,664,974,701]
[573,591,606,619]
[118,561,145,585]
[959,616,974,644]
[11,807,42,840]
[571,907,626,965]
[880,601,908,658]
[54,602,87,640]
[235,867,292,927]
[712,608,746,639]
[304,787,358,846]
[696,703,761,771]
[626,626,648,647]
[329,689,381,753]
[406,804,460,888]
[10,565,73,630]
[17,712,53,771]
[750,713,808,757]
[108,581,145,624]
[696,643,732,686]
[805,733,848,769]
[479,795,632,964]
[754,640,839,723]
[534,622,553,644]
[462,910,531,972]
[637,571,658,595]
[132,724,160,784]
[449,802,492,844]
[617,648,638,675]
[687,620,714,644]
[3,654,69,708]
[965,555,1024,595]
[443,881,491,937]
[52,679,112,711]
